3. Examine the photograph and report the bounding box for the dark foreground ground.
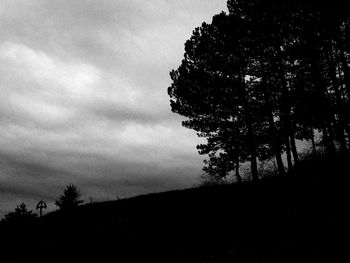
[1,153,349,262]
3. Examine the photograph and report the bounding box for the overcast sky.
[0,0,228,216]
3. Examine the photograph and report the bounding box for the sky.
[0,0,228,217]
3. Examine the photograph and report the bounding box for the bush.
[1,203,37,224]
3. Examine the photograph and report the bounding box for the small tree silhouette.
[55,183,84,211]
[2,202,37,223]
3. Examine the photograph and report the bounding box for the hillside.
[1,153,349,263]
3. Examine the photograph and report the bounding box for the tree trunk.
[268,111,285,175]
[250,144,258,181]
[260,59,285,176]
[240,71,259,181]
[246,115,258,181]
[311,129,317,158]
[276,48,293,170]
[275,147,285,175]
[285,137,293,170]
[308,45,338,155]
[290,133,299,164]
[326,45,347,153]
[235,158,242,182]
[327,122,337,154]
[323,125,336,154]
[289,119,299,164]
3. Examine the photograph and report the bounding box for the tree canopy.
[169,0,350,181]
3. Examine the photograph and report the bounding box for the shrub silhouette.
[1,202,37,223]
[55,183,84,211]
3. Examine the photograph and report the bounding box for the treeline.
[168,0,350,181]
[1,184,83,224]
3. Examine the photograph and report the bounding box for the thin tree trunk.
[269,112,285,175]
[246,113,258,181]
[274,137,285,175]
[275,148,285,175]
[285,137,293,170]
[290,133,299,164]
[276,48,293,170]
[327,122,337,154]
[250,143,258,181]
[311,129,317,158]
[322,126,330,152]
[235,158,242,182]
[240,71,259,181]
[260,59,285,175]
[289,119,299,164]
[336,121,348,153]
[323,125,336,154]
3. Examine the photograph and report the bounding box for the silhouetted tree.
[1,203,37,223]
[169,12,271,181]
[169,0,350,182]
[55,183,84,211]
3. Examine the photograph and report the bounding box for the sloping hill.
[1,154,349,262]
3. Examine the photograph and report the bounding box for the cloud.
[0,0,228,217]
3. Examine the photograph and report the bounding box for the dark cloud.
[0,0,227,217]
[0,148,202,215]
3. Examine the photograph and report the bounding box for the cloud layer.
[0,0,228,216]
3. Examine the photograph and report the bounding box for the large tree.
[169,12,274,181]
[169,0,350,182]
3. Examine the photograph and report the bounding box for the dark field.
[1,153,349,262]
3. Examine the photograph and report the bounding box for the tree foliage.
[55,183,84,211]
[1,203,37,224]
[169,0,350,181]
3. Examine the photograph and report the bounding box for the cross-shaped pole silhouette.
[36,200,47,217]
